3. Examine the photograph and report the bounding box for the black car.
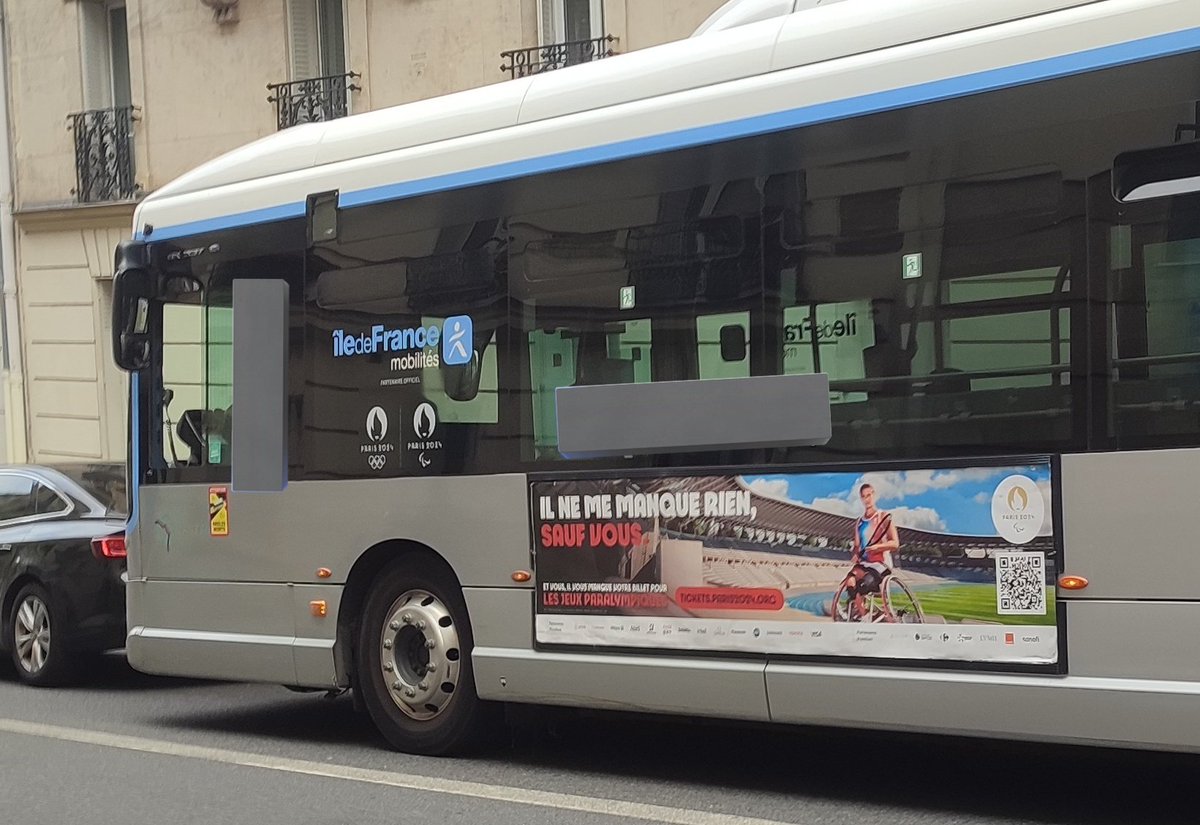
[0,463,127,685]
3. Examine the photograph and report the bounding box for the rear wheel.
[355,557,498,754]
[8,583,78,686]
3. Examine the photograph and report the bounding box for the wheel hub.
[378,589,461,720]
[14,595,50,674]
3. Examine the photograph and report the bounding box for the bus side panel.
[133,474,532,588]
[128,474,533,686]
[764,663,1200,752]
[1065,600,1200,681]
[125,579,298,683]
[473,645,772,721]
[1058,449,1200,601]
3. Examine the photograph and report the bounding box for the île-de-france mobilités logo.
[331,315,474,368]
[441,315,472,366]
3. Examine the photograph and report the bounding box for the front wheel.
[355,557,498,755]
[880,576,924,624]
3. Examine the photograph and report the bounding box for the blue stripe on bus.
[338,24,1200,208]
[142,24,1200,237]
[141,201,307,242]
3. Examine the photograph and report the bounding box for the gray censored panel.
[555,374,832,457]
[232,279,289,492]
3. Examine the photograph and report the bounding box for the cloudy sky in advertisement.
[740,465,1053,536]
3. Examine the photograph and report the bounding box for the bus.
[110,0,1200,755]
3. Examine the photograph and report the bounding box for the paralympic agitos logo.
[332,315,473,369]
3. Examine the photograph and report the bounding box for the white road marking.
[0,717,792,825]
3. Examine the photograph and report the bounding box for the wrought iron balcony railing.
[500,35,617,79]
[69,106,138,204]
[267,72,361,131]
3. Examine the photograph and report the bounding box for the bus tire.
[355,556,498,755]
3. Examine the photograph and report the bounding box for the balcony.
[69,106,137,204]
[500,35,617,79]
[267,72,361,131]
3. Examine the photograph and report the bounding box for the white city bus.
[110,0,1200,754]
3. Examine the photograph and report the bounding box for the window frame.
[0,471,75,528]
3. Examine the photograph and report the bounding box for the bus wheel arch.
[337,540,449,681]
[338,539,499,754]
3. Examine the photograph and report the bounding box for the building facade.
[0,0,726,464]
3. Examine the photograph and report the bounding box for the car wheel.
[9,583,78,686]
[355,557,500,755]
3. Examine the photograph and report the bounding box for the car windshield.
[49,463,127,516]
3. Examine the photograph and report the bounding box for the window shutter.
[287,0,320,80]
[536,0,560,46]
[79,1,112,110]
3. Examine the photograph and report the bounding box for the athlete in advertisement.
[840,483,900,620]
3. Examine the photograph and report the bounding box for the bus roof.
[137,0,1179,241]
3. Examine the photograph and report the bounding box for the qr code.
[995,552,1047,615]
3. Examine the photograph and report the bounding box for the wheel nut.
[384,663,393,672]
[417,620,427,630]
[425,663,436,673]
[402,613,413,624]
[405,688,416,698]
[425,639,436,649]
[383,639,393,650]
[418,682,428,691]
[389,621,400,630]
[392,681,402,691]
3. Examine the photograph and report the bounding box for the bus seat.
[177,409,205,466]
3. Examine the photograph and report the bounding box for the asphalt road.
[0,653,1194,825]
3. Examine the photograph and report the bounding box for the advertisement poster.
[533,462,1059,667]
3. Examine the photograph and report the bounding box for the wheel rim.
[883,578,923,623]
[378,589,461,721]
[14,595,50,674]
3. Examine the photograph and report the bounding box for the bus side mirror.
[112,241,153,372]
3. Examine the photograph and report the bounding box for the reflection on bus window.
[157,287,232,469]
[772,166,1079,458]
[1110,205,1200,447]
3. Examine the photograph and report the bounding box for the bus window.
[157,286,233,469]
[770,167,1082,459]
[1107,193,1200,448]
[303,208,508,477]
[940,267,1067,392]
[782,301,872,403]
[512,181,763,462]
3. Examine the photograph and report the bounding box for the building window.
[502,0,614,79]
[271,0,356,129]
[72,1,135,203]
[79,1,131,111]
[287,0,346,81]
[538,0,604,46]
